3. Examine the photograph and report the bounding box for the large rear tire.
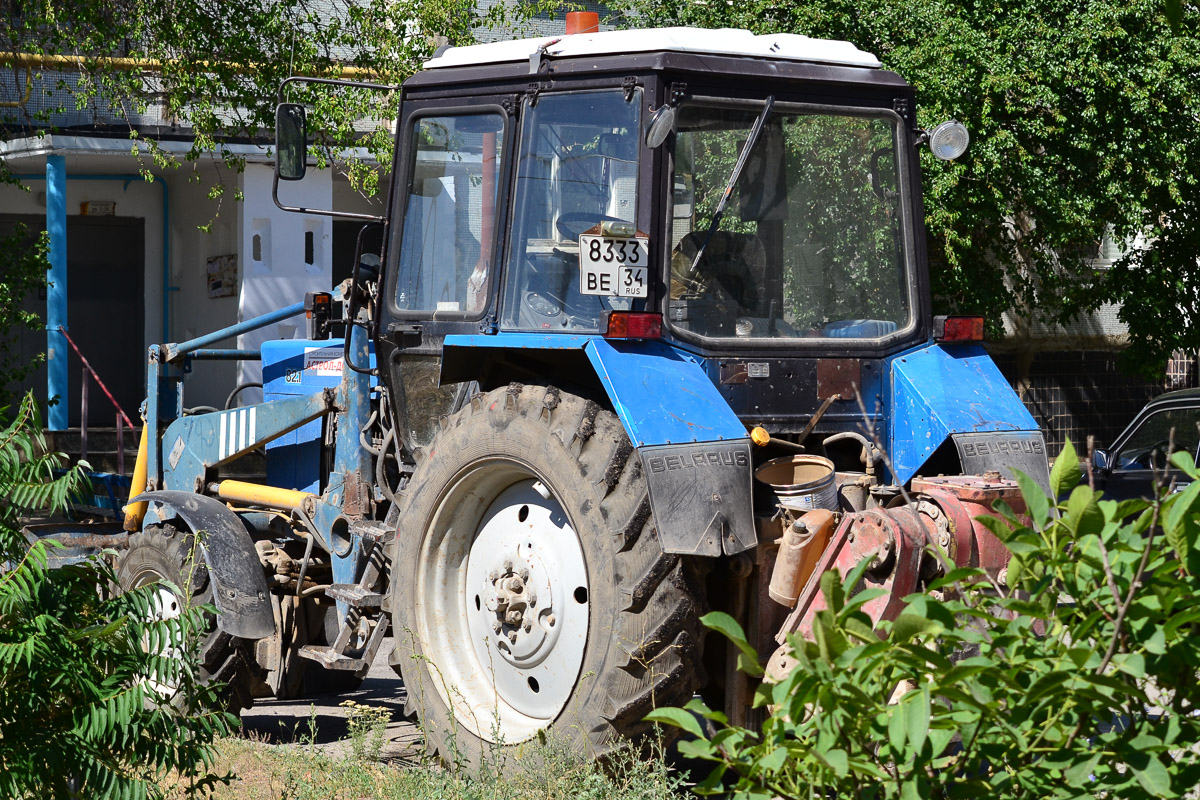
[388,384,706,763]
[116,524,264,716]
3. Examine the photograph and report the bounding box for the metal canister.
[754,454,839,512]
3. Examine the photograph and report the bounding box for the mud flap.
[952,431,1052,496]
[132,490,275,640]
[641,440,757,556]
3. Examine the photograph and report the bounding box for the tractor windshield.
[668,101,913,342]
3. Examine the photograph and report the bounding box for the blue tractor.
[104,26,1049,763]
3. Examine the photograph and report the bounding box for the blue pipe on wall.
[16,170,177,429]
[44,156,67,430]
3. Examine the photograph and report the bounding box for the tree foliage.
[0,224,48,407]
[0,394,234,799]
[619,0,1200,376]
[651,438,1200,798]
[1,0,557,196]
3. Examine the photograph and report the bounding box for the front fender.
[442,334,756,556]
[132,490,275,639]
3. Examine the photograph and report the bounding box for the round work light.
[928,120,970,161]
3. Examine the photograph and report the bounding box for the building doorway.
[0,213,145,427]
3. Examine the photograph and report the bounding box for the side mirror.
[275,103,308,181]
[1093,449,1111,471]
[645,105,676,149]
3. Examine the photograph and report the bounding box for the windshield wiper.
[689,95,775,275]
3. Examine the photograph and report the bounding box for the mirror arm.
[277,75,398,104]
[271,177,386,222]
[272,74,399,221]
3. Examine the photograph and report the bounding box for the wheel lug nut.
[547,613,556,627]
[492,621,502,634]
[503,560,513,572]
[524,622,532,633]
[519,568,529,581]
[508,631,518,644]
[528,592,537,607]
[489,570,498,582]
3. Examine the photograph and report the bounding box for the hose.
[359,407,383,456]
[289,506,328,596]
[225,381,263,410]
[183,405,219,415]
[376,425,399,506]
[293,523,316,598]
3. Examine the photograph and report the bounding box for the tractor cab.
[370,28,938,457]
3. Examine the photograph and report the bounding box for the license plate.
[579,235,650,298]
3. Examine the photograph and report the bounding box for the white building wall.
[171,163,242,410]
[235,164,333,403]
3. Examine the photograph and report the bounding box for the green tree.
[0,393,234,799]
[1,0,553,197]
[618,0,1200,377]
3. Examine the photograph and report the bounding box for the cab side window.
[394,113,505,316]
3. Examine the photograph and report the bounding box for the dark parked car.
[1093,388,1200,500]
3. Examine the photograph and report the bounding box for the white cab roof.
[423,27,881,70]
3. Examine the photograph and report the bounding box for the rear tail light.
[933,315,984,343]
[604,311,662,340]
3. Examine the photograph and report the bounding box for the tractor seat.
[669,230,765,316]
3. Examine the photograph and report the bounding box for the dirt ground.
[239,636,423,762]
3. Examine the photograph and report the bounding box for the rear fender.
[888,343,1051,493]
[132,490,275,640]
[442,334,756,556]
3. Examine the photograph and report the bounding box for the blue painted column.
[46,155,68,431]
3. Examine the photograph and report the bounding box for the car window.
[1115,407,1200,469]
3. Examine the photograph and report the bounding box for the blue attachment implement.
[887,342,1040,486]
[262,338,378,494]
[161,390,336,492]
[146,301,319,487]
[325,322,377,613]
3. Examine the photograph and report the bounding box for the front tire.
[388,384,706,763]
[116,524,264,715]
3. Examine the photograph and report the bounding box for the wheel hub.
[483,548,562,666]
[458,478,589,722]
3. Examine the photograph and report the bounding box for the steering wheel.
[555,213,628,242]
[1123,440,1171,469]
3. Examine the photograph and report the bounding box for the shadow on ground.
[239,637,424,761]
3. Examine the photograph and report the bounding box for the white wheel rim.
[133,572,186,697]
[414,463,590,744]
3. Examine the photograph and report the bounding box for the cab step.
[325,584,384,608]
[297,645,366,672]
